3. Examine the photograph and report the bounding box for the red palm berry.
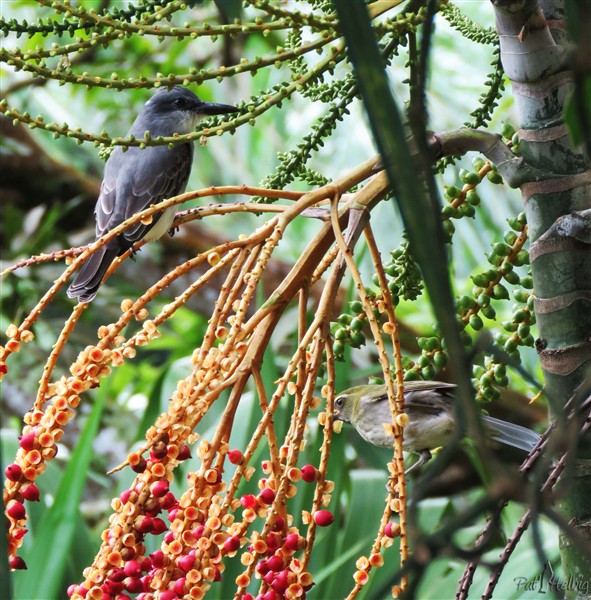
[177,444,192,461]
[141,575,152,592]
[159,591,178,600]
[266,532,280,550]
[313,510,334,527]
[240,494,257,509]
[164,531,175,544]
[384,522,400,538]
[150,481,169,498]
[18,432,36,451]
[131,457,147,473]
[263,571,275,585]
[123,577,144,593]
[124,560,142,578]
[136,516,154,534]
[151,517,168,535]
[149,550,165,568]
[119,489,132,503]
[300,465,317,482]
[150,441,168,460]
[22,484,40,502]
[109,568,126,582]
[224,535,240,552]
[161,492,176,510]
[227,449,243,464]
[192,525,205,538]
[273,516,285,531]
[283,533,300,550]
[102,580,124,595]
[258,488,276,505]
[13,528,28,540]
[7,501,26,520]
[271,570,289,593]
[9,556,27,570]
[266,555,284,572]
[178,554,195,573]
[5,463,22,482]
[173,577,187,595]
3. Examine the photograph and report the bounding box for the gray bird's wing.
[96,143,194,245]
[403,381,456,416]
[361,382,456,412]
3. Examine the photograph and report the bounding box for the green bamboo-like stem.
[490,0,591,593]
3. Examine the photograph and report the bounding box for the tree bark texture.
[491,0,591,590]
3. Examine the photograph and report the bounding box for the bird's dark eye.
[335,396,344,409]
[174,97,188,109]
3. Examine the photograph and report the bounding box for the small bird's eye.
[335,396,344,409]
[175,97,188,109]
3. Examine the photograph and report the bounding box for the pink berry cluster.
[64,439,332,599]
[3,306,163,569]
[3,342,111,567]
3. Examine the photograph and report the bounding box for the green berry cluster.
[473,358,508,402]
[470,290,535,402]
[500,122,521,155]
[468,211,529,316]
[497,289,536,357]
[258,89,355,198]
[440,156,496,241]
[404,336,447,381]
[329,202,532,376]
[0,0,167,37]
[442,4,497,45]
[257,36,406,201]
[285,29,307,80]
[330,300,368,360]
[465,46,505,129]
[377,239,423,304]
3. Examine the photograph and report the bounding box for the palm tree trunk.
[490,0,591,590]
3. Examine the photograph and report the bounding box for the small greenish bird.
[334,381,541,473]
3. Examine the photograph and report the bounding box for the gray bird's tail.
[483,415,541,452]
[67,245,119,303]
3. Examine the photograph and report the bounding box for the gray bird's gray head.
[133,86,239,136]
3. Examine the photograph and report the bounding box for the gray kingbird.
[67,86,239,303]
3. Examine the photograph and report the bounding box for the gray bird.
[67,86,239,303]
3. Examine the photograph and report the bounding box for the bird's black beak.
[198,101,240,116]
